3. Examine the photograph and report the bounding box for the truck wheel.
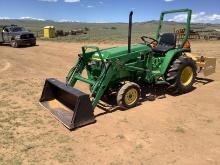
[117,82,140,109]
[11,40,18,48]
[204,36,209,40]
[166,55,197,94]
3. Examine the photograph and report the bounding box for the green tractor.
[39,9,216,130]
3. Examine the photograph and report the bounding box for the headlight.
[15,35,21,39]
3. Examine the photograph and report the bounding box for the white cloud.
[58,19,69,22]
[0,16,10,19]
[64,0,80,2]
[38,0,58,2]
[99,1,103,4]
[87,5,94,8]
[20,16,45,21]
[164,0,175,2]
[94,21,107,23]
[168,13,187,22]
[58,19,79,22]
[168,12,220,23]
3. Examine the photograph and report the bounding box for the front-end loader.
[39,9,216,130]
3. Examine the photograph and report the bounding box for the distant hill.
[1,19,219,42]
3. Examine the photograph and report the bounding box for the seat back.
[158,33,177,48]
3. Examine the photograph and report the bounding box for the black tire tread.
[166,55,197,94]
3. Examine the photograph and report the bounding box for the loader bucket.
[39,78,96,130]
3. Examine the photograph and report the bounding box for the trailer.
[204,31,220,40]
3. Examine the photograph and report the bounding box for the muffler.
[39,78,96,130]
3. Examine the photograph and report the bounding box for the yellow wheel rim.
[180,66,193,86]
[124,88,138,106]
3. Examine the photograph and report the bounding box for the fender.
[160,48,190,74]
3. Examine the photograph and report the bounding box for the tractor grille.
[20,34,34,39]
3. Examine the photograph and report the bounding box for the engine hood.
[91,43,151,60]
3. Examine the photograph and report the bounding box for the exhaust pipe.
[128,11,133,53]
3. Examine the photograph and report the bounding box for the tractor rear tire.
[117,82,140,109]
[166,55,197,94]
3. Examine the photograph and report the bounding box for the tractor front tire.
[117,82,140,109]
[166,55,197,94]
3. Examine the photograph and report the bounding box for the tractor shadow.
[19,44,39,48]
[95,84,171,118]
[95,77,214,118]
[0,43,11,47]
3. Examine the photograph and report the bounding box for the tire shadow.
[0,43,11,47]
[0,43,39,48]
[95,77,214,118]
[95,84,169,118]
[16,44,39,48]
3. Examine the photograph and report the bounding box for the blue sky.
[0,0,220,23]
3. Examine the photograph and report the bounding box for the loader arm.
[68,62,115,108]
[66,46,118,108]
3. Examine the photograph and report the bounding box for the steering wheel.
[141,36,158,48]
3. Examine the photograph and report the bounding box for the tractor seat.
[153,33,177,54]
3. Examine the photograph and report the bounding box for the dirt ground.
[0,40,220,165]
